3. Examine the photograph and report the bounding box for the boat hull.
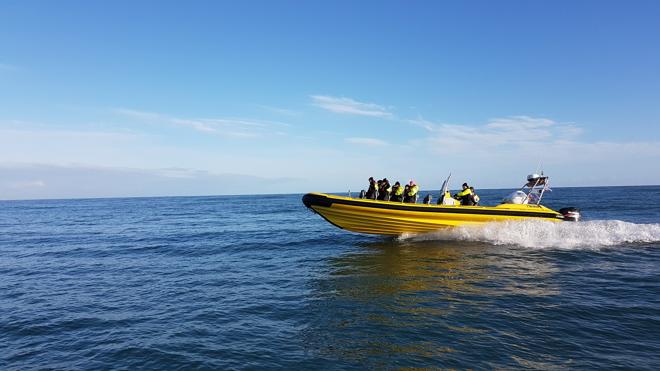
[302,193,564,236]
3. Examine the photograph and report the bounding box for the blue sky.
[1,1,659,199]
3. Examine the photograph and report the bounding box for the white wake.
[398,220,660,249]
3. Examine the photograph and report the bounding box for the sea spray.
[399,220,660,249]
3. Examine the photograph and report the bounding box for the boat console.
[502,173,580,221]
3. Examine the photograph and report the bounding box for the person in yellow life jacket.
[404,180,419,203]
[390,181,404,202]
[453,182,475,206]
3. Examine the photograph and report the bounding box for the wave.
[398,220,660,249]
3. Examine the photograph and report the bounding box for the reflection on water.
[303,239,562,368]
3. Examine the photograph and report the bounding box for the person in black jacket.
[365,177,378,199]
[378,178,391,201]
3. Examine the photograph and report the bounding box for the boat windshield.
[521,174,550,205]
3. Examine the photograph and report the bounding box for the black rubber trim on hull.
[302,193,562,219]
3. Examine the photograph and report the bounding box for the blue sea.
[2,186,660,370]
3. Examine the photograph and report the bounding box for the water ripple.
[1,188,659,369]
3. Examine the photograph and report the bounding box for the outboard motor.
[359,190,366,199]
[423,194,432,204]
[559,207,581,222]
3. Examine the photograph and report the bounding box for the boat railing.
[521,174,550,205]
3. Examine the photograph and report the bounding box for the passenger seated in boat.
[439,190,460,205]
[470,187,480,205]
[377,178,391,201]
[423,194,432,204]
[365,177,378,199]
[376,180,383,200]
[390,181,404,202]
[454,183,475,206]
[403,180,419,203]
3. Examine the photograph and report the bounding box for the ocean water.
[1,186,659,370]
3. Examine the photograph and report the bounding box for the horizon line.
[1,183,658,202]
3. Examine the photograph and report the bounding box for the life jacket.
[455,188,472,199]
[408,185,419,196]
[394,185,404,196]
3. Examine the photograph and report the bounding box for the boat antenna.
[536,160,543,175]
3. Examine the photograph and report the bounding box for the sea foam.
[398,220,660,249]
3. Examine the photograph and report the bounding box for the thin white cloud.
[407,116,438,131]
[6,180,46,189]
[345,137,389,146]
[0,63,19,71]
[0,126,138,141]
[0,123,153,172]
[486,116,555,130]
[311,95,393,118]
[401,115,660,187]
[114,108,290,137]
[114,108,216,133]
[407,115,581,146]
[257,105,302,117]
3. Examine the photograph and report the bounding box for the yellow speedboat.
[302,174,580,236]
